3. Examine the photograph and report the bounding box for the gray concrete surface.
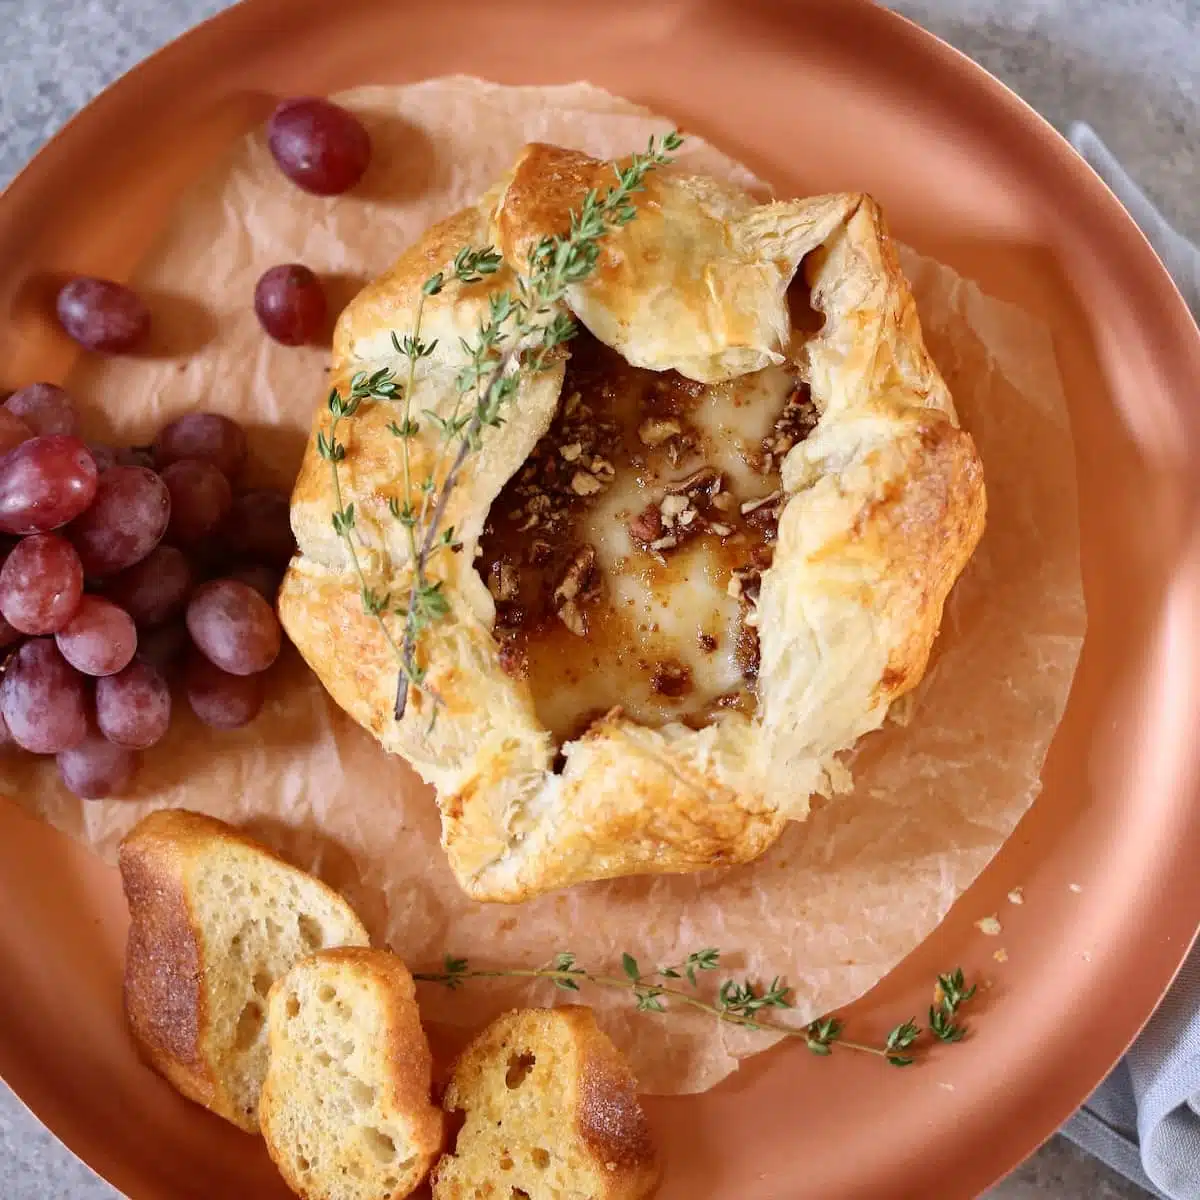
[2,0,1197,1196]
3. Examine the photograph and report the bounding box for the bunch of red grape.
[0,96,375,801]
[0,385,294,799]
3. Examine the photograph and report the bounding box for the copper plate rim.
[0,0,1199,1197]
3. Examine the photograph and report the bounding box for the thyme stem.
[412,950,975,1068]
[413,964,889,1060]
[330,421,401,656]
[398,290,427,571]
[324,132,685,722]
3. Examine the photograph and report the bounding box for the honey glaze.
[477,329,816,744]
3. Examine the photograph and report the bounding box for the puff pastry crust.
[279,143,986,903]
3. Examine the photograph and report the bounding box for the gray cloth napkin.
[1058,122,1200,1200]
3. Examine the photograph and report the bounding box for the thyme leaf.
[412,949,976,1068]
[322,133,683,723]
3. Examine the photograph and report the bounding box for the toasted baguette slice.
[260,948,444,1200]
[118,809,369,1132]
[432,1007,659,1200]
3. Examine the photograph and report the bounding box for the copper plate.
[2,0,1199,1196]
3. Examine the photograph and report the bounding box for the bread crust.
[118,809,368,1131]
[434,1006,658,1200]
[260,948,444,1199]
[279,143,986,904]
[120,818,214,1115]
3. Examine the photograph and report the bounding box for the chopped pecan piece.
[670,466,723,504]
[638,416,682,447]
[650,661,693,697]
[570,471,603,497]
[665,436,696,468]
[557,599,587,637]
[552,549,600,609]
[628,504,664,543]
[729,565,762,606]
[740,489,782,516]
[660,494,689,521]
[768,385,820,458]
[487,561,520,603]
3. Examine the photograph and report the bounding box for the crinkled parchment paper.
[0,78,1085,1093]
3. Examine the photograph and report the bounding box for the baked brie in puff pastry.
[279,143,986,903]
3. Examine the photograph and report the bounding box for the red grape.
[181,534,232,580]
[0,409,33,455]
[0,435,98,534]
[224,489,295,566]
[68,465,170,575]
[184,650,266,729]
[103,544,192,627]
[134,620,190,677]
[161,458,232,545]
[0,613,21,650]
[226,563,283,603]
[95,660,170,749]
[0,638,88,753]
[117,446,156,470]
[153,413,246,479]
[56,277,150,354]
[56,595,137,676]
[254,264,327,346]
[186,579,281,675]
[87,444,119,473]
[0,709,14,751]
[57,726,138,799]
[266,97,371,195]
[5,383,77,437]
[0,534,83,634]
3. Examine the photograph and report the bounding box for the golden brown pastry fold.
[280,143,986,903]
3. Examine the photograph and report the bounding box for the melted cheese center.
[478,332,795,744]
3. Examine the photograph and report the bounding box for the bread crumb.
[937,1082,956,1092]
[975,915,1002,936]
[993,948,1008,963]
[1068,883,1083,893]
[1082,951,1093,962]
[1007,888,1024,905]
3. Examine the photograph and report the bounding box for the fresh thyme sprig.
[929,967,977,1043]
[321,131,684,723]
[318,368,404,645]
[413,949,976,1068]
